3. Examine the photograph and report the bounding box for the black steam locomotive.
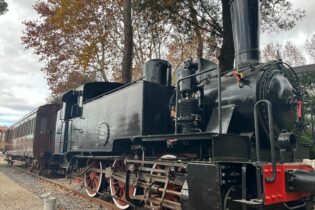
[5,0,315,209]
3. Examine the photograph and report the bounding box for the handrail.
[218,68,222,134]
[254,100,276,183]
[310,100,315,146]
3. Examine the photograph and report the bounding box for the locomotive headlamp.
[277,132,297,152]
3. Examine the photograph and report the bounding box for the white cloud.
[261,0,315,50]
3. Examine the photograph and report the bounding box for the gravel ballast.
[0,159,108,210]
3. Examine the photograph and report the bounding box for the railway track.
[12,164,120,210]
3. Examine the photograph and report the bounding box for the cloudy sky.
[260,0,315,46]
[0,0,315,127]
[0,0,49,126]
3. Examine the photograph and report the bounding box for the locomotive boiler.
[4,0,315,209]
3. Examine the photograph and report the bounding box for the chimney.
[230,0,260,68]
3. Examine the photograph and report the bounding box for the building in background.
[294,64,315,77]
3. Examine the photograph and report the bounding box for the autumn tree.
[23,0,305,96]
[138,0,222,69]
[143,0,304,72]
[283,41,307,67]
[22,0,119,95]
[262,42,306,67]
[167,35,199,72]
[305,34,315,62]
[23,0,174,94]
[261,43,281,62]
[0,0,8,15]
[122,0,133,83]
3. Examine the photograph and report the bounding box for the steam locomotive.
[4,0,315,209]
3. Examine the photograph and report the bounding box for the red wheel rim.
[84,160,103,197]
[110,160,136,209]
[150,162,181,209]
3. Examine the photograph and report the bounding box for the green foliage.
[305,35,315,61]
[300,72,315,95]
[260,0,305,32]
[0,0,8,15]
[299,72,315,159]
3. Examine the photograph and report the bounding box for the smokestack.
[230,0,260,68]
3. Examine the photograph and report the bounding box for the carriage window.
[29,120,32,134]
[40,117,47,134]
[20,124,23,137]
[28,121,31,134]
[24,123,27,135]
[31,118,36,134]
[31,119,34,133]
[22,123,25,136]
[17,126,20,137]
[24,123,26,136]
[26,121,29,134]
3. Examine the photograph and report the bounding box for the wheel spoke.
[122,189,126,200]
[93,178,98,187]
[110,160,137,209]
[114,185,120,195]
[84,161,103,197]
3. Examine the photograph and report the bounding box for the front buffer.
[184,163,315,210]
